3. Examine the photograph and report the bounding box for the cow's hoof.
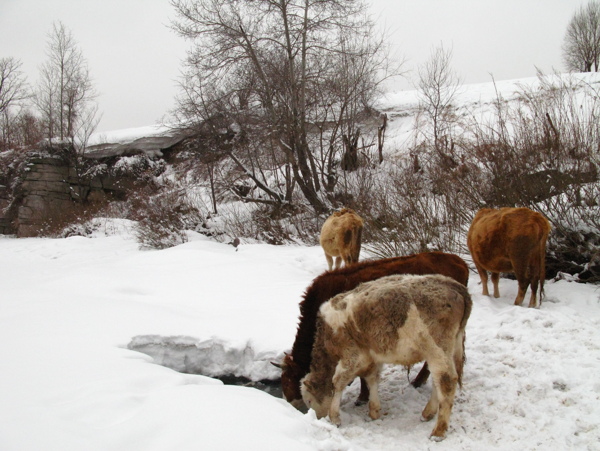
[368,408,381,421]
[328,416,341,427]
[429,434,446,442]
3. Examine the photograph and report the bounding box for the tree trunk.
[341,129,360,172]
[377,113,387,164]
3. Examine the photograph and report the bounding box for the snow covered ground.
[1,223,599,450]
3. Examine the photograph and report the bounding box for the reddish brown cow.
[467,207,551,308]
[277,251,470,408]
[320,208,363,270]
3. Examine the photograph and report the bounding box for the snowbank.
[1,227,599,450]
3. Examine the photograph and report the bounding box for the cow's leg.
[411,362,430,388]
[513,260,530,306]
[334,256,342,269]
[421,380,439,421]
[453,330,466,386]
[325,253,334,271]
[528,273,539,308]
[528,292,537,308]
[356,377,369,405]
[328,389,344,426]
[341,254,350,268]
[426,359,458,441]
[345,252,354,266]
[329,362,358,426]
[363,367,382,421]
[474,262,489,296]
[346,247,359,265]
[491,272,501,298]
[421,359,444,421]
[510,254,530,306]
[430,370,457,441]
[514,278,529,306]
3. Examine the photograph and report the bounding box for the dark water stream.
[215,375,283,399]
[127,336,285,400]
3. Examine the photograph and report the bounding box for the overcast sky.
[0,0,589,133]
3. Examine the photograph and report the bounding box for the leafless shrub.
[34,196,112,238]
[358,44,470,258]
[360,159,470,258]
[219,201,321,246]
[132,188,206,250]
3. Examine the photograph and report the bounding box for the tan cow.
[467,207,551,308]
[320,208,363,270]
[301,274,472,441]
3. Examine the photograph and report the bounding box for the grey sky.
[0,0,589,133]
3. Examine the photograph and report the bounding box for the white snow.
[88,124,174,146]
[1,225,599,450]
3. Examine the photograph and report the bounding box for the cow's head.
[300,373,333,419]
[272,353,305,409]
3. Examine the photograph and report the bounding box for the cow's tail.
[456,285,473,388]
[353,224,363,263]
[538,219,551,306]
[345,223,362,264]
[539,244,546,306]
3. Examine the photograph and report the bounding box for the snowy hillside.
[87,72,600,159]
[376,72,600,154]
[1,221,599,450]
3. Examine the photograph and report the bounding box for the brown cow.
[320,208,363,270]
[301,274,472,441]
[467,207,551,308]
[277,251,470,409]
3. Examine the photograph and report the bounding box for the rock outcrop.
[1,128,189,237]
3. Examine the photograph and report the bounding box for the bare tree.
[35,21,98,142]
[13,111,43,148]
[317,28,393,178]
[563,1,600,72]
[416,44,461,165]
[0,57,28,115]
[0,57,30,150]
[170,0,393,213]
[33,22,101,205]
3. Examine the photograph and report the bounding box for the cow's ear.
[302,378,315,392]
[283,353,297,368]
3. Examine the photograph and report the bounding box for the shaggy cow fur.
[279,251,470,407]
[467,207,551,308]
[320,208,364,270]
[301,274,472,441]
